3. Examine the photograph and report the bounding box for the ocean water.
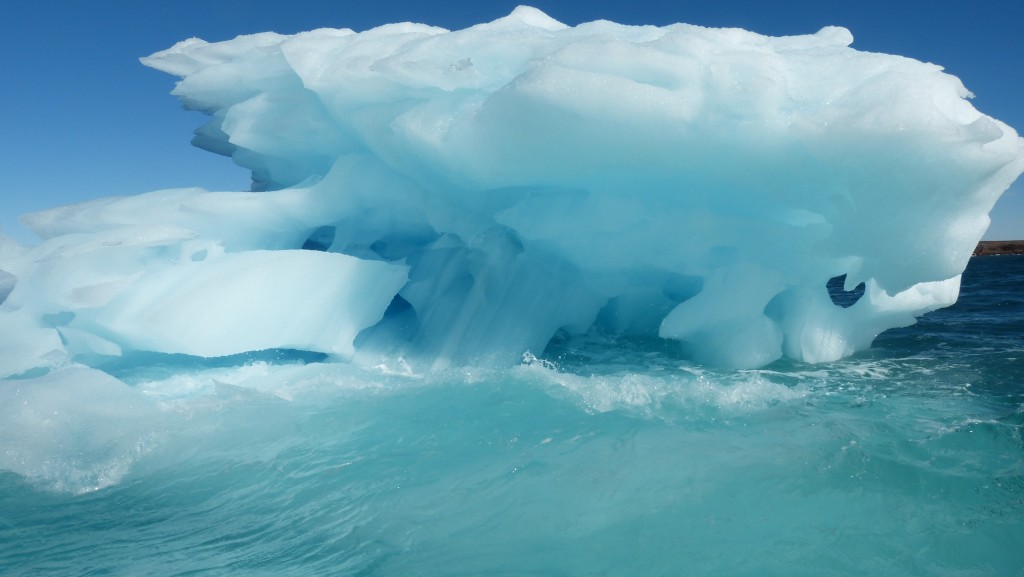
[1,256,1022,576]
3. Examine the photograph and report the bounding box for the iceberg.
[2,6,1023,375]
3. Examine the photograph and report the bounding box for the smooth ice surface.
[2,6,1023,380]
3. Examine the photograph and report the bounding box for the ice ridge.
[2,6,1023,376]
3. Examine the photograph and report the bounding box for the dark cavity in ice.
[301,225,337,251]
[827,274,865,308]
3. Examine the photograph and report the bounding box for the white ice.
[2,6,1023,382]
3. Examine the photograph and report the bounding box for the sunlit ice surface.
[2,7,1022,376]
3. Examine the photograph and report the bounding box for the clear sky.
[2,0,1022,243]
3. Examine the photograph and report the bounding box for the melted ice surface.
[2,6,1023,378]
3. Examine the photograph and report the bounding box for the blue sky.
[1,0,1022,242]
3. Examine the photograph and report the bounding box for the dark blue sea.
[2,256,1022,576]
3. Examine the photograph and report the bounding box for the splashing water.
[1,256,1021,576]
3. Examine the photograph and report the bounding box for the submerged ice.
[2,6,1024,381]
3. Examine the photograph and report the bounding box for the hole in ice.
[301,225,337,252]
[354,294,418,348]
[827,274,865,308]
[190,249,208,262]
[370,229,441,260]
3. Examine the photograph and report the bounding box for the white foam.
[0,365,163,493]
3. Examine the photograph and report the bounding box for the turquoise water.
[2,256,1022,576]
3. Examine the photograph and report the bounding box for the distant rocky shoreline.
[974,240,1024,256]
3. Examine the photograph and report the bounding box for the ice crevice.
[1,6,1023,378]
